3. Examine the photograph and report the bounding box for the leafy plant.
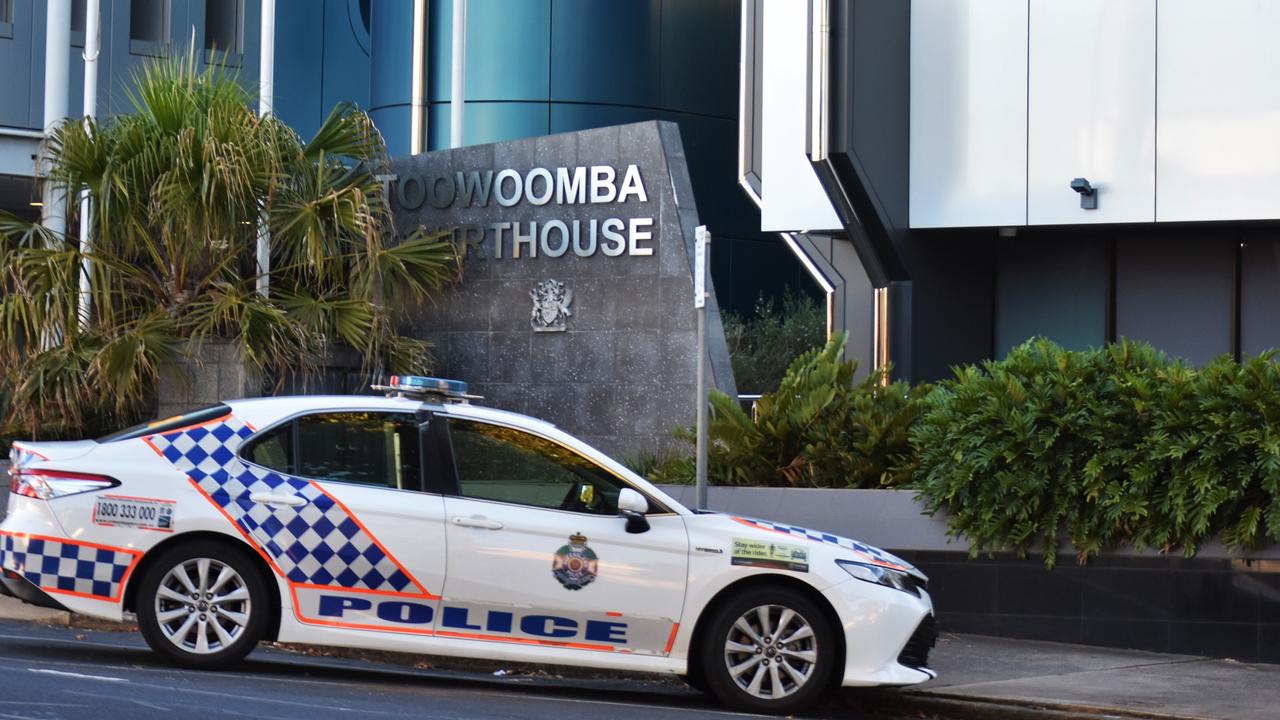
[912,339,1280,567]
[722,291,826,394]
[699,332,926,489]
[0,51,456,439]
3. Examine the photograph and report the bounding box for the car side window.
[448,419,629,515]
[244,422,294,474]
[243,412,420,490]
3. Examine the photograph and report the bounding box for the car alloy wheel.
[701,586,836,714]
[723,604,818,699]
[155,558,252,655]
[137,540,268,669]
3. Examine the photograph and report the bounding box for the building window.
[71,0,86,47]
[130,0,169,56]
[0,0,14,39]
[204,0,242,56]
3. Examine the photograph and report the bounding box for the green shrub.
[701,332,927,489]
[723,291,826,394]
[912,339,1280,567]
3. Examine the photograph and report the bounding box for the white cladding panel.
[910,0,1027,228]
[759,0,841,232]
[1157,1,1280,222]
[1027,0,1155,225]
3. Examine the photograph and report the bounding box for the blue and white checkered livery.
[145,416,424,595]
[732,517,914,571]
[0,532,138,601]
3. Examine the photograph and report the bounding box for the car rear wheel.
[137,541,269,669]
[700,586,836,714]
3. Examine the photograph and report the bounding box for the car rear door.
[436,416,689,657]
[237,410,448,637]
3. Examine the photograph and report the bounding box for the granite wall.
[388,121,735,457]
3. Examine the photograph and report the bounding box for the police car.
[0,376,936,713]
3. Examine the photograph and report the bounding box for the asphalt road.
[0,619,914,720]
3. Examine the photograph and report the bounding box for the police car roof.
[224,395,556,433]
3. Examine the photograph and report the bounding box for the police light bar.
[371,375,479,403]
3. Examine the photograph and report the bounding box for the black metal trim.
[897,613,938,670]
[0,571,69,611]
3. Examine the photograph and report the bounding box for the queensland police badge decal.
[552,533,598,590]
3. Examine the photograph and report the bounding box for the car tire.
[699,585,837,714]
[136,540,270,669]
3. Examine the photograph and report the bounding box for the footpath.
[864,632,1279,720]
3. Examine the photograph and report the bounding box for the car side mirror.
[618,488,650,534]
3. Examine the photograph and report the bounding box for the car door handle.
[249,492,307,508]
[450,515,503,530]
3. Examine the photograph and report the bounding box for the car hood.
[690,511,927,582]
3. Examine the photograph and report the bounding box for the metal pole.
[694,226,711,510]
[77,0,99,328]
[256,0,276,297]
[450,0,466,149]
[41,0,71,241]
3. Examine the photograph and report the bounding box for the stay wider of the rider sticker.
[731,538,809,572]
[93,495,175,532]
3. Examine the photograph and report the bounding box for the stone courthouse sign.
[386,121,735,456]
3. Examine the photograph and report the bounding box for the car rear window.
[97,404,231,443]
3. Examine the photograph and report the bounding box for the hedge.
[647,336,1280,567]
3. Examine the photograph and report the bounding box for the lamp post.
[257,0,276,298]
[77,0,99,327]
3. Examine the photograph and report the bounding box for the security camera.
[1069,177,1097,210]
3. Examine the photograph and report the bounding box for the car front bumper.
[822,577,937,687]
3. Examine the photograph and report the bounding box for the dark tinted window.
[243,422,294,475]
[0,0,11,25]
[449,419,635,515]
[204,0,240,52]
[130,0,167,43]
[295,412,420,489]
[98,404,230,443]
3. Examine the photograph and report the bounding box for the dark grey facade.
[388,121,734,458]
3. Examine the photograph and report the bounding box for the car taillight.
[8,468,119,500]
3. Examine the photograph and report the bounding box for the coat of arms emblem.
[530,279,573,332]
[552,533,598,590]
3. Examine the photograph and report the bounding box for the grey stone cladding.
[390,121,736,458]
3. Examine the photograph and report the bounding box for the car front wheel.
[137,541,269,669]
[700,586,837,714]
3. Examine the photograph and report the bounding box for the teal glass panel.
[429,0,550,103]
[427,102,549,150]
[371,105,412,157]
[550,0,660,106]
[549,103,653,134]
[995,235,1108,356]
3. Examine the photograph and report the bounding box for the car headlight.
[836,559,921,596]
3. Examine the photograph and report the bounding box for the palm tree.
[0,50,456,439]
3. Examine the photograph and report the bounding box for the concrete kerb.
[857,691,1206,720]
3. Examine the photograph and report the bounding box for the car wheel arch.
[686,574,845,685]
[123,531,282,642]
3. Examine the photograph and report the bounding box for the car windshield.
[97,404,231,443]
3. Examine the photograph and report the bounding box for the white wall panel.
[1027,0,1155,225]
[1158,1,1280,222]
[759,0,841,233]
[910,0,1027,229]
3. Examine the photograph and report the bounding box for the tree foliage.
[0,51,456,438]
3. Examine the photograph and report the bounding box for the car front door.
[437,417,688,657]
[238,410,447,637]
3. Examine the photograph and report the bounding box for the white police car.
[1,376,936,713]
